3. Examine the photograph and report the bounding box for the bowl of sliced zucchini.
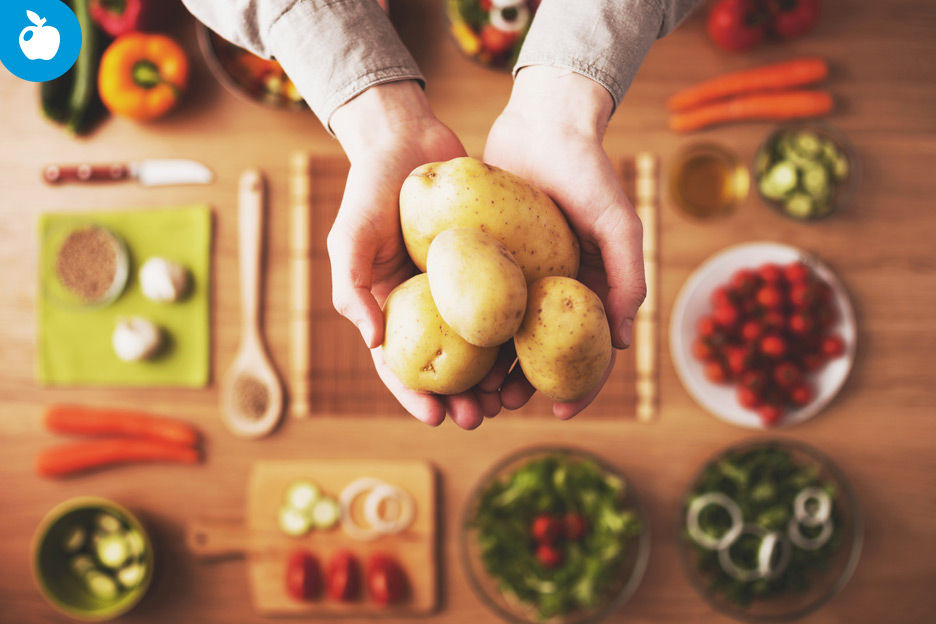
[754,123,857,220]
[31,498,154,621]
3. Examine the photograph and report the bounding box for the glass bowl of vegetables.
[754,123,858,220]
[31,497,154,621]
[196,24,306,111]
[461,446,649,624]
[446,0,540,70]
[677,438,862,622]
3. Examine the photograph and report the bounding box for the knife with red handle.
[42,159,213,187]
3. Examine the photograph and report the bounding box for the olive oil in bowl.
[670,143,749,219]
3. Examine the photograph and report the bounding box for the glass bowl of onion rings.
[677,438,862,621]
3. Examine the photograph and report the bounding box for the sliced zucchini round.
[278,506,312,537]
[284,480,320,513]
[310,497,340,530]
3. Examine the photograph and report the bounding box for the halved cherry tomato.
[760,334,787,358]
[737,386,763,409]
[741,369,767,392]
[788,312,814,335]
[731,268,761,295]
[756,285,784,309]
[763,311,786,331]
[758,263,784,284]
[774,361,801,388]
[740,320,763,342]
[711,286,734,307]
[726,346,751,376]
[758,404,784,426]
[784,262,811,284]
[531,514,562,543]
[697,316,718,338]
[801,352,826,372]
[285,550,321,602]
[714,303,740,328]
[692,339,715,361]
[789,383,814,407]
[705,360,728,383]
[822,335,846,358]
[367,554,408,607]
[536,543,563,568]
[327,549,360,602]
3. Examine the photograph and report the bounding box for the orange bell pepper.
[98,33,189,121]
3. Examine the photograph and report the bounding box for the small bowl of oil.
[669,143,749,219]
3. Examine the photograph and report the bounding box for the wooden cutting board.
[187,460,437,616]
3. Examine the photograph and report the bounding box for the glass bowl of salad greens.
[754,122,859,221]
[461,447,649,623]
[678,438,862,622]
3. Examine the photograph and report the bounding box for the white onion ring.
[490,5,530,33]
[757,531,792,580]
[794,487,831,527]
[718,523,767,582]
[364,483,415,535]
[687,492,744,550]
[788,516,834,550]
[339,478,384,541]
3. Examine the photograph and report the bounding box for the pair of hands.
[327,68,646,429]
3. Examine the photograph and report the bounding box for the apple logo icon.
[19,10,60,61]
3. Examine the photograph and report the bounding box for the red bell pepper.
[89,0,149,38]
[707,0,769,52]
[768,0,821,39]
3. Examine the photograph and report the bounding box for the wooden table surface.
[2,1,935,622]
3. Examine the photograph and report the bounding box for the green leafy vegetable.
[470,454,641,620]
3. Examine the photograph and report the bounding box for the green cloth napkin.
[38,206,212,387]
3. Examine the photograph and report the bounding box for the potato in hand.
[400,157,580,284]
[514,277,613,403]
[427,228,527,347]
[382,274,499,395]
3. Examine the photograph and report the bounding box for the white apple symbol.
[19,10,60,61]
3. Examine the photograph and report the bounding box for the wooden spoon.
[220,169,284,438]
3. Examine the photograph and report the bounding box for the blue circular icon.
[0,0,82,83]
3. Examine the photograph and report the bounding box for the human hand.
[481,66,647,419]
[328,81,501,429]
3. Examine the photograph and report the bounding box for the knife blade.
[42,159,214,187]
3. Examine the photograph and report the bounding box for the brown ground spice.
[56,228,117,301]
[233,374,269,419]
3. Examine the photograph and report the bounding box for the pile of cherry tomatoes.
[692,261,846,426]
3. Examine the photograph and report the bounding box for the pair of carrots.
[35,405,203,478]
[667,57,834,132]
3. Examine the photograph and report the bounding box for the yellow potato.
[427,228,527,347]
[382,274,498,394]
[514,277,612,403]
[400,157,580,284]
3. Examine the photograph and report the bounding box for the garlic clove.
[113,317,164,362]
[140,257,189,303]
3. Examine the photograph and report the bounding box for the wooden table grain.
[1,1,935,622]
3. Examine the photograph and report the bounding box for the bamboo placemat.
[288,156,659,421]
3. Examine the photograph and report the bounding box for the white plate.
[670,242,856,429]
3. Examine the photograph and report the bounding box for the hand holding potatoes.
[383,156,616,416]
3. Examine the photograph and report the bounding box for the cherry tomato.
[705,360,728,383]
[763,310,786,331]
[480,24,519,55]
[801,352,826,372]
[531,514,562,544]
[707,0,768,51]
[789,283,816,308]
[821,335,846,358]
[774,361,801,388]
[760,334,787,358]
[768,0,821,39]
[737,385,763,409]
[285,550,321,602]
[784,262,811,284]
[758,404,784,426]
[714,303,740,328]
[563,513,587,541]
[726,346,751,377]
[327,549,360,602]
[479,0,493,10]
[692,339,715,361]
[756,285,784,309]
[697,316,718,338]
[790,382,814,407]
[741,320,763,342]
[730,268,761,295]
[536,544,563,569]
[741,369,767,392]
[758,263,784,284]
[367,554,408,607]
[710,286,734,308]
[788,312,814,335]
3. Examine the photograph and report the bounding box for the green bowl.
[31,497,154,621]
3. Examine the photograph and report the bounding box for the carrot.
[667,58,829,112]
[44,404,200,447]
[35,438,202,478]
[668,91,834,133]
